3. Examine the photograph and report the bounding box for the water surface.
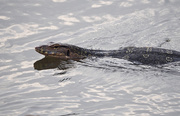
[0,0,180,116]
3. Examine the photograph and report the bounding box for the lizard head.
[35,42,86,60]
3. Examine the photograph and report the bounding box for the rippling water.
[0,0,180,116]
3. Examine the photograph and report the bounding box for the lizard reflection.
[34,57,74,71]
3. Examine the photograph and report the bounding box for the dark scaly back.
[115,47,180,64]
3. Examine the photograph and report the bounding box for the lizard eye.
[67,50,70,56]
[53,46,59,49]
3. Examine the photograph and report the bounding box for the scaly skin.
[35,42,180,65]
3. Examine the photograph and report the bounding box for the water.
[0,0,180,116]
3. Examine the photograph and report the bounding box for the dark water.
[0,0,180,116]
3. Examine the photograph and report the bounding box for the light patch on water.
[80,91,114,102]
[82,16,102,23]
[18,82,46,89]
[0,16,10,20]
[52,0,67,3]
[0,24,39,47]
[119,2,133,7]
[102,14,117,21]
[22,13,29,16]
[158,0,165,4]
[128,0,135,2]
[91,4,102,8]
[58,13,80,26]
[58,81,75,87]
[141,0,150,4]
[34,3,41,6]
[35,12,42,16]
[10,68,18,72]
[0,23,59,49]
[5,70,33,81]
[0,65,11,71]
[6,72,23,81]
[91,1,113,8]
[0,59,12,63]
[20,61,34,69]
[22,86,59,95]
[99,1,113,5]
[130,87,144,92]
[38,25,59,30]
[81,14,118,24]
[0,23,58,40]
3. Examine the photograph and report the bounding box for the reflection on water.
[79,57,180,77]
[34,57,74,70]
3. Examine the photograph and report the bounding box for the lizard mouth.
[35,46,45,54]
[35,46,51,55]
